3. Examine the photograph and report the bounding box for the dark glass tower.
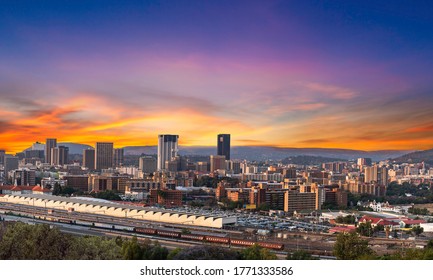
[217,134,230,160]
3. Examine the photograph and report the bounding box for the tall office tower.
[217,134,231,160]
[83,148,95,170]
[139,156,157,174]
[210,155,226,172]
[51,148,59,166]
[45,138,57,164]
[4,155,19,183]
[0,149,5,165]
[283,168,297,179]
[378,166,388,185]
[95,142,114,171]
[364,165,388,185]
[51,146,69,165]
[13,169,36,186]
[357,157,372,168]
[113,148,124,167]
[157,135,179,171]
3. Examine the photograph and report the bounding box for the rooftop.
[5,193,233,219]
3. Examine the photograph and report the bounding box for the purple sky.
[1,0,433,152]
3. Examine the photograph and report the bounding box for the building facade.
[217,134,230,160]
[157,135,178,171]
[83,148,95,170]
[95,142,114,171]
[45,138,57,164]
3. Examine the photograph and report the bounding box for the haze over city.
[1,0,433,152]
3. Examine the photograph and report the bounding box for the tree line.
[0,222,282,260]
[333,232,433,260]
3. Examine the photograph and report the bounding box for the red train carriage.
[135,227,157,235]
[257,242,284,250]
[180,234,206,241]
[204,236,230,244]
[156,230,181,238]
[230,239,256,247]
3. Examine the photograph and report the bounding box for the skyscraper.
[113,148,124,167]
[210,155,226,172]
[45,138,57,164]
[51,146,69,165]
[217,134,230,160]
[83,148,95,170]
[13,169,36,186]
[157,135,178,171]
[4,155,19,183]
[0,149,5,165]
[95,142,113,171]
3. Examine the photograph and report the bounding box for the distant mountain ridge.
[391,148,433,164]
[123,145,412,161]
[24,143,93,155]
[23,143,413,161]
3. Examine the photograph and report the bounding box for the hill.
[281,155,346,165]
[391,148,433,164]
[24,143,93,155]
[124,146,412,162]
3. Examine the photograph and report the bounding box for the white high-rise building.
[157,135,178,171]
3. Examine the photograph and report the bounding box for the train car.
[94,222,115,229]
[157,230,181,238]
[114,225,135,232]
[58,218,73,224]
[135,227,157,235]
[204,236,230,244]
[180,234,205,241]
[230,239,255,247]
[257,242,284,250]
[75,220,94,227]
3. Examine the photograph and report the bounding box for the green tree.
[52,183,61,196]
[411,226,424,237]
[0,223,71,259]
[357,222,374,237]
[167,248,183,259]
[148,241,168,260]
[121,237,168,260]
[374,224,384,233]
[121,236,145,260]
[241,244,278,260]
[66,236,122,260]
[336,215,356,224]
[173,245,241,260]
[286,250,318,260]
[426,239,433,249]
[333,232,375,260]
[92,190,122,201]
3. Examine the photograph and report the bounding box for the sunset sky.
[1,0,433,153]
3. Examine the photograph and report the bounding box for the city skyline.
[1,1,433,153]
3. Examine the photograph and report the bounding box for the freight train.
[56,217,284,250]
[134,227,284,250]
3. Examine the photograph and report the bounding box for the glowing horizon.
[1,1,433,154]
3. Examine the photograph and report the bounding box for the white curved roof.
[73,196,115,204]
